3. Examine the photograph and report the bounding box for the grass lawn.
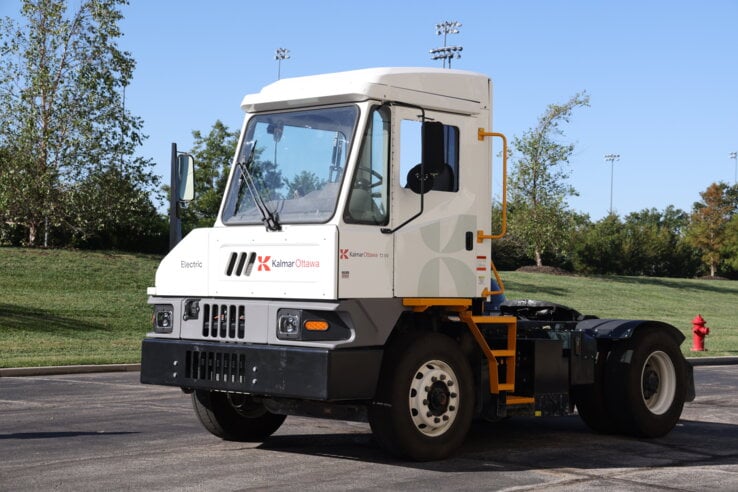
[502,271,738,357]
[1,248,736,368]
[0,248,159,368]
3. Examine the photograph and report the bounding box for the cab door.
[391,107,490,298]
[337,105,394,298]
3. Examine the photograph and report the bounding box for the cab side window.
[344,107,390,225]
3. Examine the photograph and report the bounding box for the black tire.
[573,349,619,434]
[605,327,688,438]
[192,390,286,442]
[368,332,474,461]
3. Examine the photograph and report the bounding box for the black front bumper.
[141,338,383,401]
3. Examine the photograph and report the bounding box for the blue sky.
[2,0,737,219]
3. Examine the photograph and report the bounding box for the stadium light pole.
[730,151,737,186]
[275,48,290,80]
[430,21,462,68]
[604,153,620,215]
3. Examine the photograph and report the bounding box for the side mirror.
[176,154,195,202]
[406,121,445,195]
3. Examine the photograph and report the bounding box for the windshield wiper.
[237,140,281,231]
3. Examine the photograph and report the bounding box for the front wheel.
[605,327,688,437]
[192,390,286,442]
[368,332,474,461]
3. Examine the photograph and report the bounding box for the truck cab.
[141,67,694,461]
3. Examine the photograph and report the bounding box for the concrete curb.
[688,356,738,366]
[0,364,141,377]
[0,358,736,377]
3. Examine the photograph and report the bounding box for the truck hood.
[149,225,338,300]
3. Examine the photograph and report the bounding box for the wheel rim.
[640,351,676,415]
[408,359,459,437]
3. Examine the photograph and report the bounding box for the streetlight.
[275,48,290,80]
[430,21,462,68]
[730,151,737,186]
[604,153,620,215]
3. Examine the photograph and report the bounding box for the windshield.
[222,105,359,226]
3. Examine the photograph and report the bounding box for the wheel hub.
[428,381,450,415]
[408,360,459,437]
[642,366,660,400]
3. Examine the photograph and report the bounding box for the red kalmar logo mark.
[339,249,349,260]
[257,256,271,271]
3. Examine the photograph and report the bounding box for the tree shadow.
[586,275,736,295]
[0,431,139,440]
[502,279,571,298]
[0,303,109,334]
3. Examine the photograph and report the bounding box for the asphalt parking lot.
[0,364,736,491]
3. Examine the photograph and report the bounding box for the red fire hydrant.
[691,314,710,351]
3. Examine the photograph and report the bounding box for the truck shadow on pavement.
[258,416,738,471]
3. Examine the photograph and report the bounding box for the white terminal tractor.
[141,68,695,461]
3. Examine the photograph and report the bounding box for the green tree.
[722,213,738,277]
[182,120,239,230]
[0,0,158,246]
[620,207,698,277]
[686,182,737,277]
[572,214,625,274]
[508,92,590,266]
[286,170,323,198]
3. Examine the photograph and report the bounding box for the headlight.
[276,309,351,341]
[153,304,174,334]
[277,309,301,339]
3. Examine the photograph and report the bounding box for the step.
[491,349,515,358]
[506,395,535,406]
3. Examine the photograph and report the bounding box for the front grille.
[185,349,248,384]
[202,303,246,339]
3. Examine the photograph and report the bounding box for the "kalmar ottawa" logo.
[256,255,320,272]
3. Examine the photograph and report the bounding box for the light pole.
[604,153,620,215]
[430,21,462,68]
[730,151,737,186]
[275,48,290,80]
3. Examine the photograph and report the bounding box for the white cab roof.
[241,67,490,115]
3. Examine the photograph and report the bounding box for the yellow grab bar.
[476,129,508,242]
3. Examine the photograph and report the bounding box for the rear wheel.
[573,349,619,434]
[192,390,286,441]
[605,327,687,437]
[368,332,474,461]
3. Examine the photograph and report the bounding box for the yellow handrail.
[477,128,508,242]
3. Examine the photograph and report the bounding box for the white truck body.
[141,67,694,461]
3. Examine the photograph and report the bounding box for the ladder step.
[471,315,517,324]
[491,350,515,357]
[506,395,535,406]
[498,383,514,391]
